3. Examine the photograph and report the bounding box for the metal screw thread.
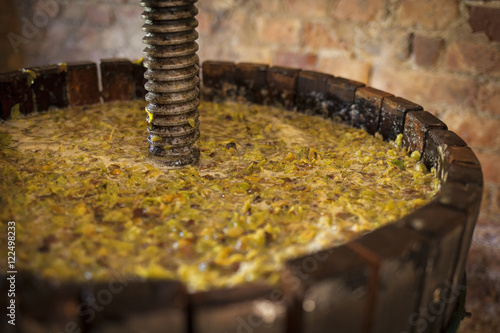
[141,0,200,167]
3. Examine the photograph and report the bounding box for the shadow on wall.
[0,0,24,72]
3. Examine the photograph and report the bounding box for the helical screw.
[140,0,200,167]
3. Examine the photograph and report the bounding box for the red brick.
[442,112,500,151]
[468,5,500,42]
[234,45,272,65]
[284,0,328,17]
[354,27,410,61]
[101,25,127,51]
[197,35,233,63]
[478,83,500,116]
[302,22,342,50]
[429,75,478,108]
[220,11,247,35]
[86,4,113,26]
[274,52,317,71]
[196,11,213,34]
[370,68,405,100]
[476,152,500,185]
[412,34,444,68]
[254,0,281,12]
[199,0,239,11]
[333,0,386,22]
[318,55,371,84]
[119,5,142,21]
[256,16,300,45]
[490,185,500,216]
[371,67,478,108]
[397,0,459,30]
[73,26,99,49]
[60,3,85,26]
[45,20,72,46]
[445,41,500,75]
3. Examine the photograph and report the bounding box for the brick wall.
[1,0,499,220]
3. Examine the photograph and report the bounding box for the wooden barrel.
[0,59,482,333]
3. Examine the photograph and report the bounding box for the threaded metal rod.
[141,0,200,167]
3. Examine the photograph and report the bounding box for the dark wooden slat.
[66,61,101,106]
[422,129,466,172]
[236,63,269,104]
[82,279,188,333]
[101,58,135,102]
[190,285,286,333]
[403,111,447,154]
[201,61,237,102]
[352,87,393,134]
[132,59,147,100]
[283,245,370,333]
[14,273,84,333]
[0,70,35,120]
[267,66,301,110]
[349,224,428,333]
[29,64,68,112]
[295,70,333,117]
[379,96,423,141]
[396,203,466,333]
